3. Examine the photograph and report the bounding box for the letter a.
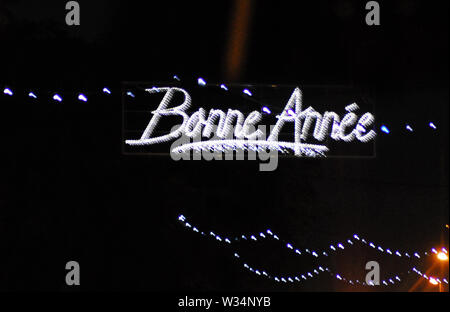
[65,261,80,286]
[365,261,380,285]
[65,1,80,26]
[365,1,380,26]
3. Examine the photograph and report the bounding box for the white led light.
[3,88,13,96]
[53,94,63,102]
[262,107,271,114]
[78,94,88,102]
[198,78,206,86]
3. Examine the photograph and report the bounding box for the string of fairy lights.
[178,214,443,260]
[1,74,440,134]
[238,251,449,287]
[177,214,449,288]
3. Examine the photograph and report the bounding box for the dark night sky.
[0,0,448,292]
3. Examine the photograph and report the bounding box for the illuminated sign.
[123,85,376,169]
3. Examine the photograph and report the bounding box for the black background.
[0,0,448,292]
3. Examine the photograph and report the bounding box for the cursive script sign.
[124,86,376,158]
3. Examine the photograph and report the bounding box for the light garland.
[178,215,449,288]
[178,214,440,260]
[236,253,432,287]
[1,83,438,134]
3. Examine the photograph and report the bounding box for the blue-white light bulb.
[243,89,252,96]
[381,125,390,134]
[103,87,111,95]
[197,78,206,86]
[262,107,271,114]
[78,94,88,102]
[28,92,37,99]
[3,88,13,96]
[53,94,63,102]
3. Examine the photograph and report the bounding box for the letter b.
[65,1,80,26]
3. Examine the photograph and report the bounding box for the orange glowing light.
[429,277,439,285]
[437,252,448,261]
